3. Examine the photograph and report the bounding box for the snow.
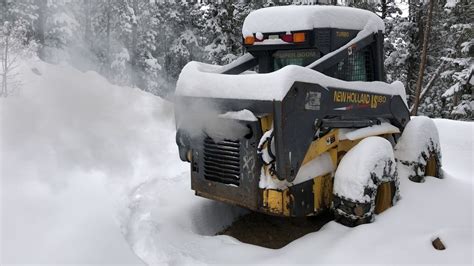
[442,82,460,97]
[178,8,404,104]
[257,127,275,165]
[253,38,291,45]
[219,109,257,121]
[0,59,182,264]
[124,118,472,265]
[215,52,255,74]
[394,116,440,163]
[144,58,162,71]
[432,119,473,183]
[177,62,407,103]
[334,137,395,202]
[242,5,385,37]
[445,0,458,8]
[2,59,472,265]
[292,152,334,186]
[339,122,400,140]
[259,152,334,190]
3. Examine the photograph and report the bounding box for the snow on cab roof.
[242,5,384,37]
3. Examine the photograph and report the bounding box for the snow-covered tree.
[0,20,37,96]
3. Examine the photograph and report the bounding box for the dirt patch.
[217,211,333,249]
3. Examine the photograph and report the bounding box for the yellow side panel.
[313,173,334,211]
[337,139,360,153]
[259,114,273,132]
[374,182,393,214]
[302,129,339,165]
[263,189,290,216]
[328,148,338,168]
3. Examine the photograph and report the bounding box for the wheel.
[332,137,399,227]
[394,116,442,182]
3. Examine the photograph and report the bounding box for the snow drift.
[0,59,183,264]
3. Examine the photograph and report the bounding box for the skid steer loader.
[174,6,442,226]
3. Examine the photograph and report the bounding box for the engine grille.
[203,137,241,186]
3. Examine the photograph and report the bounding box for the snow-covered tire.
[333,137,399,227]
[395,116,442,182]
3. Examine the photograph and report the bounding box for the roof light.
[244,36,255,45]
[280,34,293,43]
[293,32,306,43]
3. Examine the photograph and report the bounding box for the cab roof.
[242,5,384,37]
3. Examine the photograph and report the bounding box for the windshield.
[272,49,320,71]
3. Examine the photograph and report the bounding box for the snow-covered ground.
[1,60,472,265]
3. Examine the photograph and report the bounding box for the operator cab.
[226,6,385,82]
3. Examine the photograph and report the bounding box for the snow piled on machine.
[334,137,395,202]
[259,152,334,190]
[177,61,407,103]
[395,116,441,162]
[178,6,392,103]
[339,122,400,140]
[241,5,385,37]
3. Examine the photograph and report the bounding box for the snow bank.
[177,62,407,102]
[433,118,473,183]
[242,5,384,37]
[334,137,395,202]
[0,59,184,264]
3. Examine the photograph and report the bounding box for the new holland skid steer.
[174,6,442,226]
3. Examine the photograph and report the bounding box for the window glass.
[327,48,374,81]
[273,49,320,70]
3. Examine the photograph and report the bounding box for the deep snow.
[1,59,472,265]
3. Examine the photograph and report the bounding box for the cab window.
[272,49,320,71]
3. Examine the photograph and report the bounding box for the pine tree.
[411,0,435,115]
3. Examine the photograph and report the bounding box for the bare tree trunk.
[130,0,138,86]
[105,0,111,78]
[1,0,7,96]
[381,0,387,18]
[405,0,421,104]
[84,0,92,47]
[411,0,435,115]
[2,28,9,97]
[37,0,47,60]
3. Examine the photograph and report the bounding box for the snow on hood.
[242,5,385,37]
[176,61,407,105]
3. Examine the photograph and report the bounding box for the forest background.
[1,0,472,119]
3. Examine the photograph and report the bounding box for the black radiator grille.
[203,137,241,186]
